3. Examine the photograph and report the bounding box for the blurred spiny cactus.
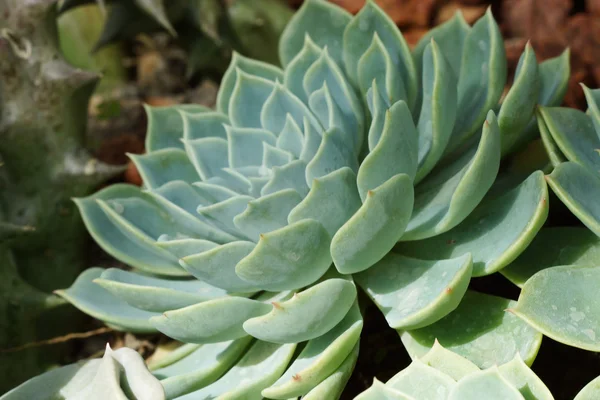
[0,0,122,391]
[59,0,294,78]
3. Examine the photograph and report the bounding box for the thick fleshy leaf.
[56,268,158,333]
[181,111,229,141]
[217,53,284,114]
[261,83,321,135]
[400,290,543,368]
[415,40,458,183]
[74,185,185,276]
[2,345,165,400]
[356,33,406,104]
[366,80,391,150]
[277,115,305,158]
[109,346,166,400]
[147,181,237,244]
[304,50,364,153]
[147,343,201,371]
[243,278,357,343]
[1,360,101,400]
[396,171,548,276]
[419,341,480,381]
[448,369,525,400]
[537,112,566,167]
[226,125,277,168]
[343,1,416,109]
[93,268,226,312]
[262,159,310,196]
[197,195,254,240]
[413,12,470,79]
[305,127,358,186]
[537,49,570,108]
[402,111,500,241]
[150,296,272,344]
[176,341,296,400]
[308,83,360,153]
[233,189,302,242]
[153,337,253,399]
[228,70,276,129]
[502,227,600,287]
[145,104,208,152]
[575,375,600,400]
[288,167,361,237]
[235,219,333,291]
[357,100,418,200]
[447,9,506,152]
[180,241,261,293]
[498,44,539,155]
[183,137,229,182]
[355,380,415,400]
[546,162,600,237]
[301,343,359,400]
[278,0,351,67]
[511,265,600,351]
[262,302,363,398]
[156,237,219,260]
[583,84,600,136]
[129,149,200,190]
[538,107,600,173]
[284,35,323,104]
[355,253,472,330]
[498,354,554,400]
[386,359,456,400]
[331,174,414,274]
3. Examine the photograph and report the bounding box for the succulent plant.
[3,344,165,399]
[9,0,599,397]
[0,0,122,391]
[354,342,554,400]
[59,0,294,77]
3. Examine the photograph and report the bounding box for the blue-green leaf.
[217,52,284,114]
[278,0,351,67]
[402,111,500,241]
[235,219,333,291]
[94,268,227,312]
[397,171,548,277]
[145,104,208,152]
[415,40,458,183]
[400,291,543,368]
[331,174,414,274]
[129,149,199,190]
[498,44,539,155]
[546,162,600,237]
[180,241,261,293]
[447,9,506,152]
[233,189,302,242]
[355,253,472,330]
[343,1,416,110]
[154,338,253,399]
[288,167,361,237]
[56,268,158,333]
[150,297,271,343]
[175,341,296,400]
[243,278,357,343]
[357,100,418,200]
[262,302,362,398]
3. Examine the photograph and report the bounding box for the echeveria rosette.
[3,344,165,400]
[41,0,574,398]
[355,342,554,400]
